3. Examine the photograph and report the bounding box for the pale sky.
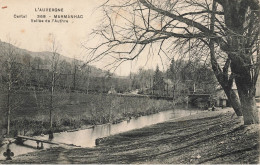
[0,0,169,76]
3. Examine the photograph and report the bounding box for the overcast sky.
[0,0,169,76]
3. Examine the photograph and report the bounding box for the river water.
[0,109,200,160]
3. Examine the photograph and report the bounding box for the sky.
[0,0,170,76]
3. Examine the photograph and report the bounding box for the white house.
[215,89,228,107]
[256,74,260,97]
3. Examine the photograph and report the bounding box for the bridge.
[188,94,212,108]
[15,135,80,149]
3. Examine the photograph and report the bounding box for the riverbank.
[1,92,175,139]
[1,108,259,164]
[0,106,172,147]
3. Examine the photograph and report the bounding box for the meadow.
[0,91,175,137]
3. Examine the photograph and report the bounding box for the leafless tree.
[0,38,28,135]
[48,34,61,129]
[72,58,80,91]
[85,0,260,125]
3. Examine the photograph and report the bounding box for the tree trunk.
[240,95,259,125]
[235,77,259,125]
[7,67,11,135]
[50,89,53,128]
[209,0,243,117]
[50,71,55,128]
[209,42,243,116]
[223,88,243,116]
[219,0,260,125]
[231,56,259,124]
[7,91,10,135]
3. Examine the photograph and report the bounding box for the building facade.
[256,74,260,97]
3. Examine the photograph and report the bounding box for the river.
[0,108,200,160]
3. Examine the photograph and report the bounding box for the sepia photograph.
[0,0,259,164]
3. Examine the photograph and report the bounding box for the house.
[188,94,211,109]
[215,71,260,107]
[256,74,260,97]
[215,89,228,107]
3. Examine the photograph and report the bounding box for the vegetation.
[86,0,260,125]
[0,39,133,136]
[1,92,175,137]
[153,65,165,96]
[0,38,223,138]
[166,59,218,97]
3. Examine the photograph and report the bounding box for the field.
[0,90,175,137]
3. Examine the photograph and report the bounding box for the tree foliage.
[153,65,165,95]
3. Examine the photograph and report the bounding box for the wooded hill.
[0,40,132,94]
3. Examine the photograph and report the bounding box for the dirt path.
[1,109,259,164]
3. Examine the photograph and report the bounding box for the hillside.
[0,40,111,78]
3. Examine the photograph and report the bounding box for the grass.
[0,91,175,137]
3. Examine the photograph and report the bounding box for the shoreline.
[2,108,257,164]
[0,107,182,147]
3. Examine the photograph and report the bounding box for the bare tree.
[80,65,91,94]
[48,34,61,129]
[86,66,91,94]
[72,58,80,91]
[86,0,259,125]
[0,38,27,135]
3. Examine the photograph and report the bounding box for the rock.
[95,137,106,146]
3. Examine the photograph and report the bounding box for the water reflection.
[0,109,199,160]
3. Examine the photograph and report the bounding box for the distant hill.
[0,40,117,78]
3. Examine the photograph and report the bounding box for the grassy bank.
[1,109,259,164]
[1,92,175,137]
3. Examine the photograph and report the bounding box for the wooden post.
[16,137,24,145]
[186,96,189,110]
[36,141,40,149]
[40,142,44,149]
[49,130,54,139]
